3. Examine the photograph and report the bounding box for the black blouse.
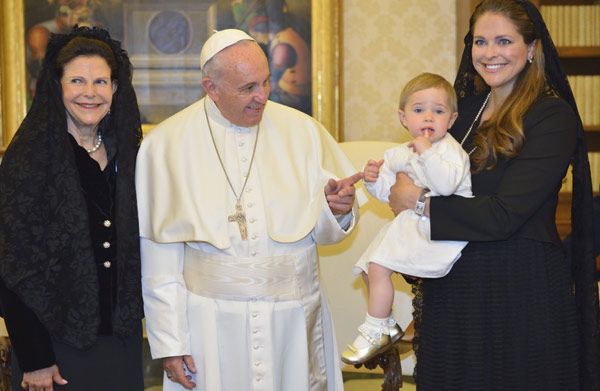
[430,95,577,245]
[0,135,118,372]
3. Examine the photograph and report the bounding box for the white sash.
[183,245,317,302]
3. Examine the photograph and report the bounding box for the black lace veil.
[455,1,599,387]
[0,27,143,348]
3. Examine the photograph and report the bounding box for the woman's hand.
[388,172,423,216]
[21,364,67,391]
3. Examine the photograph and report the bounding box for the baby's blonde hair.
[398,72,457,112]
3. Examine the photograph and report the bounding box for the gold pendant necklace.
[204,99,260,240]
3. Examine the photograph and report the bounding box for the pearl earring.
[527,57,533,64]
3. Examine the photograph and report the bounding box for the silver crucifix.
[228,201,248,240]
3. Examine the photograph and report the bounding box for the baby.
[341,72,472,365]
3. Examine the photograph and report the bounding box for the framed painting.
[0,0,341,155]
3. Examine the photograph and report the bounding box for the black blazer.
[430,95,577,246]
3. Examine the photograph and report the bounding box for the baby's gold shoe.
[341,332,391,365]
[389,323,404,344]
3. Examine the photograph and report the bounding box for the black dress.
[416,95,580,390]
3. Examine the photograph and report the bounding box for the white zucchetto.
[200,29,256,69]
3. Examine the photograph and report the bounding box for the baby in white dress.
[342,73,472,365]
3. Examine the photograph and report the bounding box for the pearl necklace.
[460,92,490,155]
[86,132,103,154]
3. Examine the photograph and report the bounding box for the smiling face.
[202,41,270,127]
[61,55,115,133]
[471,12,535,98]
[399,87,458,142]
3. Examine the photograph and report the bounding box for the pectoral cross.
[228,201,248,240]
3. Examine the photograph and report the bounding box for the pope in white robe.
[136,29,362,391]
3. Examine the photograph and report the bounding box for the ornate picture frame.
[0,0,341,155]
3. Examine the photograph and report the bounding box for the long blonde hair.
[469,0,547,172]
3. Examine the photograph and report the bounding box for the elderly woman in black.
[0,27,143,390]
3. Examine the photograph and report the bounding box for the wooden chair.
[0,336,11,391]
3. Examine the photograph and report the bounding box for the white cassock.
[136,97,360,391]
[355,134,473,278]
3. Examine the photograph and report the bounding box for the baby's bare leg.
[367,262,394,318]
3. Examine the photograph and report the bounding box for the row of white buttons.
[102,221,112,268]
[236,130,262,258]
[251,332,264,383]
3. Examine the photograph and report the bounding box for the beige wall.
[342,0,457,142]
